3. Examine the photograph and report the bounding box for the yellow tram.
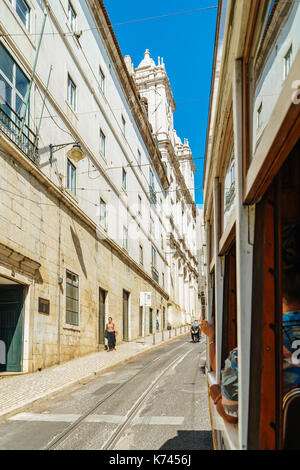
[203,0,300,450]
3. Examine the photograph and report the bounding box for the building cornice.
[0,241,41,281]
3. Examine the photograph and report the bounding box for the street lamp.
[49,141,85,164]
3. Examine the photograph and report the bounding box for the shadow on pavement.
[159,430,213,450]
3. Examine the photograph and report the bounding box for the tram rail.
[46,337,205,450]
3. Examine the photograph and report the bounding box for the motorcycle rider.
[190,319,201,342]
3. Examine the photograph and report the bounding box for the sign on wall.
[38,298,50,315]
[140,292,151,307]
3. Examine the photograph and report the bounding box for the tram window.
[282,224,300,394]
[280,143,300,449]
[207,270,216,372]
[221,245,237,365]
[248,139,300,449]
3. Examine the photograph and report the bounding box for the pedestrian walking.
[105,317,117,352]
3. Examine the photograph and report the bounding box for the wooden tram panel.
[248,181,283,450]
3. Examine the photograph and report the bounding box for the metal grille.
[0,103,39,164]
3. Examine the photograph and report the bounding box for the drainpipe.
[57,200,62,364]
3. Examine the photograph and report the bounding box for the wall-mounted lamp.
[49,141,85,164]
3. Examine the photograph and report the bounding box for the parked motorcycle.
[191,323,200,342]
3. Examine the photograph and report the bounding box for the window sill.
[3,0,35,48]
[99,150,106,160]
[65,100,79,121]
[65,187,79,203]
[98,85,106,99]
[65,21,80,48]
[63,323,80,332]
[207,371,239,450]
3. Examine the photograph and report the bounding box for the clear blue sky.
[104,0,218,205]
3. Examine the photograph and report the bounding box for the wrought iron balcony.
[225,181,235,212]
[152,265,159,283]
[0,102,39,164]
[149,185,157,205]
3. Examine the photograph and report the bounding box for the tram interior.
[249,137,300,449]
[280,139,300,449]
[209,139,300,449]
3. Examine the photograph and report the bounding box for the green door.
[0,285,24,372]
[123,290,129,341]
[149,308,153,334]
[139,306,143,337]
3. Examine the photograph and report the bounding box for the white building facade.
[125,50,199,326]
[0,0,198,373]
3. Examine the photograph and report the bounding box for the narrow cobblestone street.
[0,329,189,423]
[0,335,212,450]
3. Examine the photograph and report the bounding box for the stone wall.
[0,147,168,372]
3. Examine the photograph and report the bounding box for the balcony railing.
[225,181,235,213]
[152,265,159,284]
[149,186,157,205]
[0,103,39,164]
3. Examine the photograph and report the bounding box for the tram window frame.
[207,269,216,373]
[248,177,283,450]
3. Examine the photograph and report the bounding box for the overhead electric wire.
[2,0,298,38]
[33,96,210,121]
[72,185,203,194]
[75,157,204,178]
[0,5,219,37]
[35,85,74,138]
[0,4,204,207]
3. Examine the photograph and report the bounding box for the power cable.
[0,5,219,37]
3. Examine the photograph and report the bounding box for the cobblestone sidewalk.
[0,327,189,422]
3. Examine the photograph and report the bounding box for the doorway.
[123,290,130,341]
[98,288,107,345]
[149,308,153,334]
[139,306,143,337]
[0,282,25,372]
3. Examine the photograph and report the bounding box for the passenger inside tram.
[200,316,238,425]
[201,224,300,426]
[282,224,300,394]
